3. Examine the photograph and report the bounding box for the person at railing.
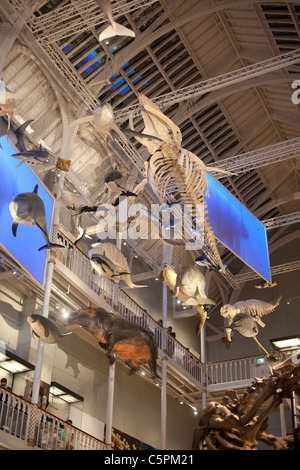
[26,385,48,411]
[64,419,74,450]
[0,377,12,430]
[167,326,176,358]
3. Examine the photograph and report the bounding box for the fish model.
[0,118,33,152]
[27,314,72,344]
[220,296,282,328]
[64,306,157,379]
[174,265,216,307]
[94,0,135,42]
[11,146,49,168]
[9,184,64,251]
[89,242,147,289]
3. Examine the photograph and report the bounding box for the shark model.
[11,145,49,168]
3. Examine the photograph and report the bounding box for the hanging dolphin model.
[11,145,49,168]
[94,0,135,42]
[27,314,72,344]
[9,184,64,251]
[89,242,147,289]
[0,118,33,151]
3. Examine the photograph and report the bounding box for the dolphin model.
[11,145,49,168]
[94,0,135,42]
[27,314,72,344]
[89,242,147,289]
[9,184,64,251]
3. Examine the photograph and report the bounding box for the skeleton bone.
[133,94,235,272]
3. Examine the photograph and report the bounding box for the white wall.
[0,280,197,449]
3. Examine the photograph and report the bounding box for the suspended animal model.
[11,146,49,168]
[254,279,278,289]
[162,264,215,333]
[55,189,87,210]
[104,168,137,196]
[70,102,162,145]
[223,312,269,354]
[94,0,135,42]
[130,94,236,272]
[27,314,72,344]
[64,306,158,379]
[89,241,147,289]
[220,296,282,328]
[0,118,33,151]
[9,184,64,251]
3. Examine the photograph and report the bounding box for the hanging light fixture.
[0,350,34,374]
[50,381,83,403]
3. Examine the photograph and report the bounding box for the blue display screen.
[205,173,271,282]
[0,136,54,286]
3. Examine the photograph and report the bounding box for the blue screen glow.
[205,173,271,282]
[0,136,54,286]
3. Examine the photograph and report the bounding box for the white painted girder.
[234,260,300,284]
[263,211,300,229]
[30,0,159,43]
[207,137,300,175]
[114,48,300,121]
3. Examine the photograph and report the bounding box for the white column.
[200,326,207,410]
[105,233,121,444]
[31,171,65,404]
[160,244,172,449]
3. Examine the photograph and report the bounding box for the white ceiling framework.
[0,0,299,309]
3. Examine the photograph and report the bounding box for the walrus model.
[65,306,158,379]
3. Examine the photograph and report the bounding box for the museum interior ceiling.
[0,0,300,333]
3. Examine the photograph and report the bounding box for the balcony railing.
[53,227,270,391]
[54,225,207,385]
[206,354,269,390]
[0,387,111,450]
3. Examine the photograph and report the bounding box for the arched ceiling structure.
[0,0,299,319]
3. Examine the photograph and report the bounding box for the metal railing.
[206,355,269,388]
[0,387,111,450]
[54,225,206,385]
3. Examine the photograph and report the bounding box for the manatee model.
[65,306,158,379]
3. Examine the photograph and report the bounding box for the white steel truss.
[234,260,300,284]
[207,137,300,175]
[29,0,158,43]
[115,48,300,121]
[263,211,300,230]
